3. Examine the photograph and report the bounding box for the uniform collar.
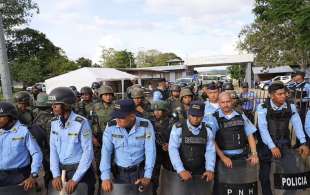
[116,117,138,135]
[270,100,287,110]
[0,121,20,133]
[186,119,202,132]
[295,81,306,87]
[58,111,76,128]
[218,109,240,119]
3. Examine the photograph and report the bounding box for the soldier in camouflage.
[14,91,34,127]
[77,86,95,119]
[167,85,181,114]
[173,88,193,123]
[151,101,176,195]
[131,87,153,120]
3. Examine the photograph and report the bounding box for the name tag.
[68,132,78,137]
[274,171,310,190]
[219,182,258,195]
[12,137,24,141]
[112,134,124,138]
[136,135,146,140]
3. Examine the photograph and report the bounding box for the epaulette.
[75,116,84,123]
[108,120,117,127]
[175,122,182,128]
[139,121,149,127]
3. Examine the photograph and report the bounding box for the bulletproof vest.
[180,121,208,175]
[265,100,293,142]
[214,111,247,150]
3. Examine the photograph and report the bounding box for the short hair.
[218,92,232,101]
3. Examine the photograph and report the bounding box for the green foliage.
[0,0,39,34]
[7,28,78,85]
[227,65,246,81]
[136,49,181,67]
[76,57,92,68]
[101,48,136,68]
[238,0,310,68]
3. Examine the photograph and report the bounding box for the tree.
[101,48,135,68]
[48,54,79,76]
[0,0,39,34]
[76,57,92,68]
[238,0,310,68]
[227,65,246,81]
[135,49,181,67]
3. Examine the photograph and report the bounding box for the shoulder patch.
[139,121,149,127]
[108,120,117,127]
[75,116,84,123]
[175,122,182,128]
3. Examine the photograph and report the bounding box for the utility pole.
[0,9,13,101]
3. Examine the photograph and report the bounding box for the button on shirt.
[100,117,156,180]
[168,120,216,173]
[0,121,42,173]
[256,100,306,149]
[207,109,257,155]
[50,112,93,182]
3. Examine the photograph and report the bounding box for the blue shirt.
[168,120,216,173]
[240,91,257,111]
[100,117,156,180]
[50,112,93,182]
[153,91,163,101]
[207,109,257,155]
[0,121,42,174]
[256,100,306,149]
[304,110,310,138]
[203,101,219,123]
[296,82,310,101]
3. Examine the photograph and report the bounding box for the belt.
[115,161,145,173]
[0,165,31,174]
[59,163,79,171]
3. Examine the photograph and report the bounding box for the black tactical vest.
[264,100,293,142]
[180,121,208,175]
[214,111,247,150]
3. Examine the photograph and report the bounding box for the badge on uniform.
[68,132,78,137]
[146,132,151,139]
[12,136,24,141]
[83,131,91,138]
[112,134,124,138]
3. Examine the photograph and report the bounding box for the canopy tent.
[45,67,137,98]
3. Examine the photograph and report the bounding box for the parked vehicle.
[259,75,291,90]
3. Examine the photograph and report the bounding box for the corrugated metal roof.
[252,66,294,74]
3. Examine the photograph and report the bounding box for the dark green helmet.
[80,86,93,95]
[131,88,145,98]
[48,87,76,105]
[98,86,114,97]
[35,92,51,108]
[0,102,18,119]
[171,85,181,92]
[153,100,169,112]
[14,91,32,104]
[180,88,193,99]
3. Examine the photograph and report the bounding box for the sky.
[28,0,255,63]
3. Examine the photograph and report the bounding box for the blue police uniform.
[0,120,43,186]
[50,111,95,192]
[153,91,163,101]
[100,99,156,184]
[207,109,257,156]
[256,99,307,195]
[169,120,216,173]
[306,110,310,138]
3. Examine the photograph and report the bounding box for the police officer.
[207,92,258,166]
[256,81,310,195]
[151,101,175,195]
[14,91,34,127]
[0,102,42,190]
[153,78,169,101]
[167,85,181,113]
[49,87,95,195]
[203,82,220,119]
[239,82,256,123]
[77,86,95,119]
[173,88,193,123]
[100,99,156,193]
[132,87,153,120]
[168,101,215,185]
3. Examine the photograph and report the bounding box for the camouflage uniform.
[14,91,34,127]
[172,88,193,123]
[131,87,153,119]
[77,86,96,119]
[151,101,175,195]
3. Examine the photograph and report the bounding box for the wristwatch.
[251,151,258,156]
[31,172,39,178]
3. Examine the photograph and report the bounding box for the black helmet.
[0,102,18,119]
[91,82,101,90]
[222,82,234,91]
[48,87,76,105]
[14,91,32,104]
[80,86,93,95]
[69,86,77,91]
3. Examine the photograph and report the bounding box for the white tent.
[45,67,137,97]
